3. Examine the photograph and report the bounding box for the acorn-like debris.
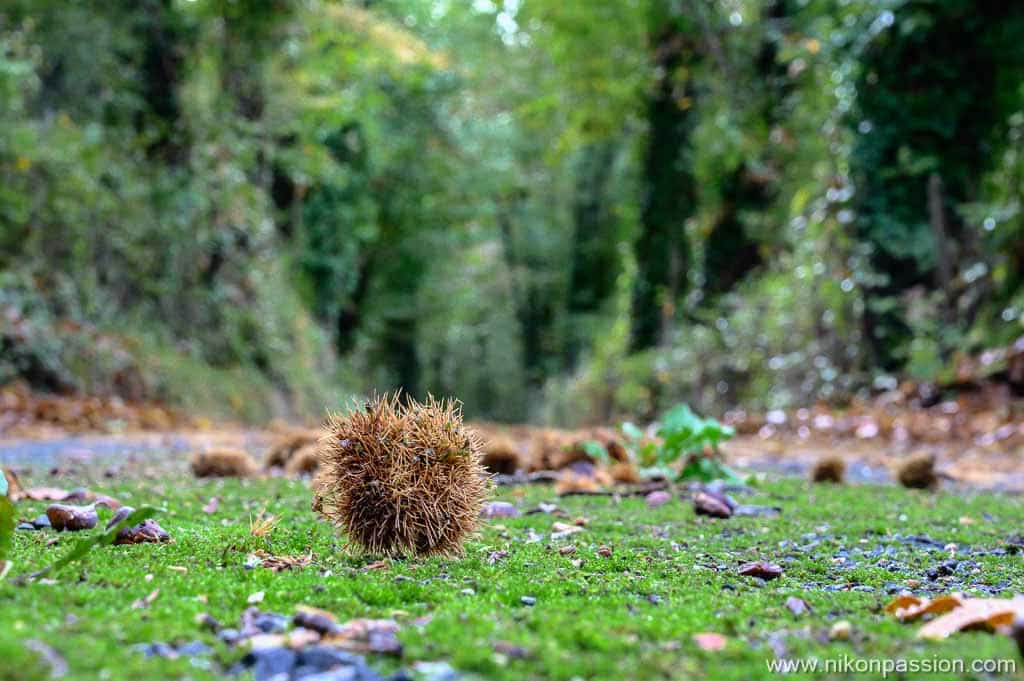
[314,393,491,557]
[265,428,320,469]
[285,443,321,477]
[480,435,521,475]
[810,455,846,484]
[190,448,257,478]
[895,452,938,490]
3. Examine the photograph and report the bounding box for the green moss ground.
[2,470,1023,680]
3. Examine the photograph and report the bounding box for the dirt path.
[0,429,269,470]
[724,435,1024,492]
[4,429,1022,492]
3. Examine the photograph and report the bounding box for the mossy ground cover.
[2,465,1023,681]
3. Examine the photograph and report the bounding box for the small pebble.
[645,491,672,508]
[829,620,852,641]
[480,501,521,519]
[520,596,536,606]
[244,647,297,681]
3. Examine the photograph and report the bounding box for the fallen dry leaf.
[252,550,313,572]
[23,487,81,502]
[487,550,509,564]
[3,468,24,499]
[551,521,584,539]
[886,593,1024,641]
[555,471,604,495]
[738,561,783,581]
[885,594,964,621]
[692,633,728,651]
[918,598,1024,640]
[131,589,160,610]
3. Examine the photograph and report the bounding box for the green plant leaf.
[678,456,745,484]
[621,422,644,441]
[580,440,610,465]
[0,495,14,564]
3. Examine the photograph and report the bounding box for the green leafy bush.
[621,404,742,483]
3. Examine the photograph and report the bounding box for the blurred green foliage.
[1,0,1023,422]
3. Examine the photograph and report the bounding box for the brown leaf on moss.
[738,561,783,580]
[20,487,79,502]
[131,588,160,610]
[609,461,641,484]
[886,593,1024,640]
[551,521,584,539]
[555,467,612,496]
[2,468,24,499]
[885,594,964,621]
[252,549,313,572]
[917,597,1024,640]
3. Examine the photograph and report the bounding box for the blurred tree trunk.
[137,0,190,165]
[566,140,620,365]
[631,18,699,351]
[702,0,792,300]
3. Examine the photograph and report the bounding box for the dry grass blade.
[249,506,279,538]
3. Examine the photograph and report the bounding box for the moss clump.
[189,448,257,478]
[811,455,846,483]
[314,393,491,557]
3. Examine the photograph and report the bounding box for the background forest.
[2,0,1024,425]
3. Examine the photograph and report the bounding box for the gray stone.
[245,647,296,681]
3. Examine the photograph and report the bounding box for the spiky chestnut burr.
[314,393,491,557]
